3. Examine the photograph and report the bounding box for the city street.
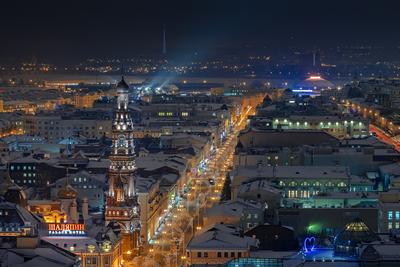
[369,124,400,151]
[131,104,256,267]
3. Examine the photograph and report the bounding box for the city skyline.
[3,2,400,267]
[2,0,400,62]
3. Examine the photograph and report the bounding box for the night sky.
[1,0,400,61]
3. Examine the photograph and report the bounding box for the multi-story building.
[234,128,340,168]
[267,115,369,139]
[0,201,40,237]
[9,156,67,187]
[186,224,258,266]
[379,190,400,232]
[231,165,351,202]
[23,109,112,143]
[0,112,25,138]
[203,200,264,230]
[73,92,103,108]
[41,225,123,267]
[50,170,106,211]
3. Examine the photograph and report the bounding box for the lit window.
[389,222,393,230]
[396,211,400,220]
[181,112,189,117]
[397,222,400,229]
[158,112,165,116]
[389,211,393,220]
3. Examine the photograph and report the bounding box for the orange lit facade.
[74,92,102,108]
[42,236,123,267]
[347,100,400,136]
[43,210,67,223]
[75,240,123,267]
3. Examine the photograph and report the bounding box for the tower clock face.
[118,135,126,147]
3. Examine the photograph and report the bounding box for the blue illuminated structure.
[226,258,283,267]
[293,75,335,97]
[303,236,316,253]
[333,219,379,256]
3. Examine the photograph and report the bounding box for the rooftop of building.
[237,128,340,149]
[205,199,263,218]
[187,223,259,250]
[238,179,282,195]
[0,201,41,227]
[379,163,400,175]
[232,165,350,180]
[0,238,78,267]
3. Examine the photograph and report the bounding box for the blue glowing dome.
[293,76,335,96]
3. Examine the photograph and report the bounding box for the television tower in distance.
[162,25,167,55]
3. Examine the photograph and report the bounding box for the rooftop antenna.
[162,25,167,55]
[312,51,316,67]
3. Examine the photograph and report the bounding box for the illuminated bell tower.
[105,77,141,256]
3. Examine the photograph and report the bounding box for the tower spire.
[162,25,167,55]
[106,76,141,256]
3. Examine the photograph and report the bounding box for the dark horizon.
[2,0,400,63]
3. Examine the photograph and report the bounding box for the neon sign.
[48,223,86,235]
[303,236,316,253]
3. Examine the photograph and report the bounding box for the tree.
[220,173,232,202]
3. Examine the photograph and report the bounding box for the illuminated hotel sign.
[47,223,86,236]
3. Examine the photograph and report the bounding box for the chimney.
[69,201,78,223]
[82,197,89,222]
